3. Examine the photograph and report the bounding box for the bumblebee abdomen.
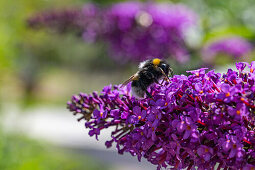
[131,80,145,98]
[131,72,156,98]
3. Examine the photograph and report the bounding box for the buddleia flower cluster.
[28,1,197,63]
[202,37,252,64]
[68,62,255,169]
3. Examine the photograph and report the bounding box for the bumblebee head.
[152,58,172,76]
[159,62,171,76]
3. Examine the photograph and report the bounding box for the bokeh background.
[0,0,255,169]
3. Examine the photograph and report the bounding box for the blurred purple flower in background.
[28,4,100,42]
[202,37,252,64]
[28,1,198,63]
[103,2,197,63]
[68,62,255,169]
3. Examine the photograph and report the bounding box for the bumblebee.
[121,58,173,98]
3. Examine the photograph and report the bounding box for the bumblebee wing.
[121,73,139,87]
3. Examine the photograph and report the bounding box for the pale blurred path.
[1,104,155,170]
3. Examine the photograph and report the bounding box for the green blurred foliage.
[0,0,90,72]
[0,131,107,170]
[203,26,254,43]
[0,0,93,105]
[167,0,255,41]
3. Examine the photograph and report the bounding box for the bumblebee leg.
[145,89,153,99]
[153,76,166,87]
[154,78,161,85]
[160,78,165,85]
[158,67,170,82]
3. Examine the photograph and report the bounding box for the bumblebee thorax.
[152,58,161,66]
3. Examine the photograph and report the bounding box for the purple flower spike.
[68,61,255,169]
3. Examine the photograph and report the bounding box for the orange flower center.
[225,92,230,97]
[138,116,142,120]
[236,110,241,115]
